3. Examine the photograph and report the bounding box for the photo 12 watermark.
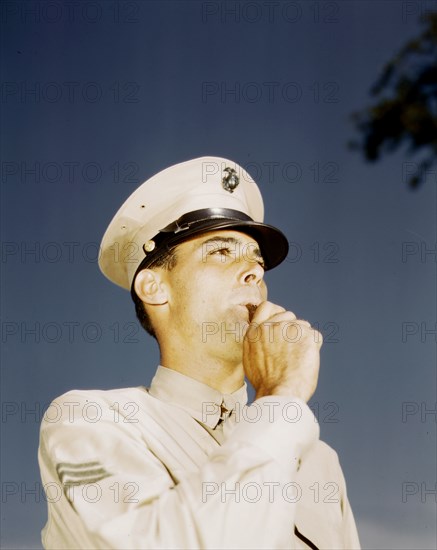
[1,480,140,504]
[202,399,307,426]
[1,1,140,24]
[202,480,340,504]
[401,402,437,423]
[402,482,437,503]
[1,240,146,265]
[201,1,341,24]
[401,1,437,22]
[401,322,437,343]
[201,81,340,104]
[1,81,141,104]
[402,162,437,184]
[242,160,340,185]
[1,160,140,185]
[200,159,340,184]
[401,241,437,263]
[201,320,338,344]
[1,320,140,344]
[2,399,142,424]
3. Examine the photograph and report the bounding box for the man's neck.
[159,351,245,394]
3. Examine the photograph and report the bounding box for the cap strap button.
[143,240,156,253]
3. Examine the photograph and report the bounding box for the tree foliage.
[350,13,437,188]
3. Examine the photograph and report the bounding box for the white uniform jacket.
[38,366,360,549]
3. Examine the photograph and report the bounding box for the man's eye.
[251,256,265,269]
[210,247,230,256]
[246,252,265,269]
[257,259,266,269]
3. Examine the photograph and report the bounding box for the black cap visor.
[131,208,289,289]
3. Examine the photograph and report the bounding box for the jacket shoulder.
[41,386,152,427]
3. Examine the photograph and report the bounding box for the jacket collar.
[148,365,248,429]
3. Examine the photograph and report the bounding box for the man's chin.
[220,319,250,342]
[199,313,250,349]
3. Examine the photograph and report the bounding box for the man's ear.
[134,269,168,305]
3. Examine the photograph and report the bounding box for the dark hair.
[131,248,178,339]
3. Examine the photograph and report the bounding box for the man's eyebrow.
[200,236,239,247]
[199,236,264,261]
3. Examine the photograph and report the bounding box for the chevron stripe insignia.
[56,461,112,487]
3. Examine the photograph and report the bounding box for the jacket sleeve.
[38,391,319,550]
[336,456,360,549]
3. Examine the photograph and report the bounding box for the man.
[38,157,360,549]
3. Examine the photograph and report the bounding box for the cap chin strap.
[127,208,253,292]
[160,208,253,234]
[130,208,255,294]
[130,207,291,293]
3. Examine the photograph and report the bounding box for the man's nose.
[238,261,265,286]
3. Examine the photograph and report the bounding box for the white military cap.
[99,156,289,290]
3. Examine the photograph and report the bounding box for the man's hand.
[243,301,323,402]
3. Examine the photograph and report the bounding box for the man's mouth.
[245,303,258,322]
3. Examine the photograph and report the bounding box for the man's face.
[161,230,267,361]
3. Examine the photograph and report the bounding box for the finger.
[296,323,323,346]
[313,329,323,347]
[251,301,291,324]
[260,312,300,325]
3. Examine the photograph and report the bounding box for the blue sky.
[1,1,436,548]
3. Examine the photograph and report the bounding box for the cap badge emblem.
[222,167,239,193]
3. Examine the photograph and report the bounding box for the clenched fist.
[243,301,323,402]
